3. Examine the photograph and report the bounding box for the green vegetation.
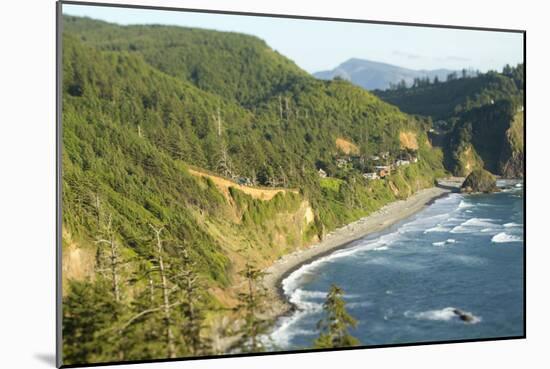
[235,263,270,353]
[461,168,498,193]
[376,67,523,121]
[61,16,448,364]
[314,284,360,349]
[377,65,524,177]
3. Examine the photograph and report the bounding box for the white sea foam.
[288,289,323,311]
[458,200,473,209]
[491,232,523,243]
[432,239,457,247]
[504,222,522,228]
[373,246,389,251]
[268,310,316,346]
[424,224,451,233]
[405,307,481,324]
[451,218,499,233]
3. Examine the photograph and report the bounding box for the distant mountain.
[314,58,456,91]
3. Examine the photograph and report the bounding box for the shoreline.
[261,185,456,322]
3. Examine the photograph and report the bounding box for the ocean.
[269,181,524,350]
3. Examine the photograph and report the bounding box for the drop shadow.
[34,353,56,367]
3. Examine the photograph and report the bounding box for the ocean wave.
[288,289,323,312]
[424,224,451,233]
[503,222,522,228]
[373,246,389,251]
[347,301,372,308]
[297,290,328,299]
[491,232,523,243]
[268,310,316,347]
[448,254,486,266]
[451,218,500,233]
[432,239,456,247]
[405,307,481,324]
[458,200,473,209]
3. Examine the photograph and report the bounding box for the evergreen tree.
[174,245,211,356]
[235,262,270,353]
[63,280,124,364]
[313,284,360,349]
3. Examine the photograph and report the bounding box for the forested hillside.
[375,65,524,177]
[61,16,446,365]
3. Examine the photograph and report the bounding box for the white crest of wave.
[432,238,457,247]
[504,222,521,228]
[451,217,499,233]
[268,310,316,347]
[373,246,389,251]
[405,307,481,323]
[458,200,473,209]
[424,224,451,234]
[491,232,523,243]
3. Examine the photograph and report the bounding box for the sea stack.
[461,169,498,193]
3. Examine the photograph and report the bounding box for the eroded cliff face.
[446,103,524,178]
[499,112,524,178]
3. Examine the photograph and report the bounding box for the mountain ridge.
[314,57,457,90]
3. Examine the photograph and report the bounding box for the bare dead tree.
[149,224,177,359]
[279,95,283,120]
[95,214,121,303]
[213,105,222,137]
[217,143,233,179]
[279,165,288,188]
[94,211,126,360]
[174,245,208,355]
[285,97,291,122]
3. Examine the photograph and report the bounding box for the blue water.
[270,181,524,349]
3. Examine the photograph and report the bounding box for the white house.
[336,158,349,168]
[363,172,379,180]
[395,159,410,167]
[318,168,327,178]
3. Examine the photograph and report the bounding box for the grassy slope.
[61,17,447,363]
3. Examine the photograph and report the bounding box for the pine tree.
[63,280,123,364]
[174,244,211,356]
[313,284,360,349]
[235,262,269,353]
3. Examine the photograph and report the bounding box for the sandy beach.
[262,185,456,319]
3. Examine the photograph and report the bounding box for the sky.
[62,3,524,74]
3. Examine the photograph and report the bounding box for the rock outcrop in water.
[461,169,498,193]
[453,308,475,323]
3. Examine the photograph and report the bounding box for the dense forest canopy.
[375,66,523,121]
[59,14,525,365]
[375,64,524,177]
